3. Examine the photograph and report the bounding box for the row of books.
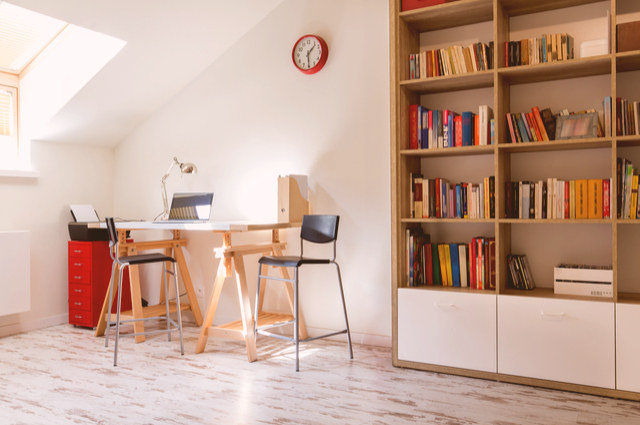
[504,33,575,68]
[505,106,554,143]
[409,104,494,149]
[408,42,494,80]
[406,228,495,290]
[506,255,535,290]
[614,97,640,137]
[618,157,640,219]
[505,179,611,219]
[411,174,495,219]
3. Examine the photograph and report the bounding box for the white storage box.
[580,39,609,58]
[554,264,613,297]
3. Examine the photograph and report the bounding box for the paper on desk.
[70,204,100,222]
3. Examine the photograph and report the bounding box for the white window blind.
[0,2,66,73]
[0,87,14,137]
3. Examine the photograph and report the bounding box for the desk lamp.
[155,156,198,221]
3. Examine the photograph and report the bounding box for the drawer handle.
[74,263,83,266]
[434,302,456,310]
[73,250,82,253]
[74,289,82,293]
[540,311,566,320]
[74,315,83,319]
[74,302,82,306]
[74,276,82,280]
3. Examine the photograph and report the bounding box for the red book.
[564,180,570,218]
[425,243,433,285]
[435,178,441,218]
[409,104,418,149]
[504,41,509,68]
[488,239,496,290]
[470,237,477,289]
[474,114,479,145]
[476,238,484,290]
[454,115,463,147]
[526,112,542,141]
[603,178,610,218]
[531,106,549,141]
[506,113,517,143]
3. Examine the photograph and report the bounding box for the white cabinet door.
[498,295,614,388]
[616,303,640,392]
[398,288,496,372]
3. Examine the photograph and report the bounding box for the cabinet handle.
[434,302,456,310]
[74,276,82,280]
[74,289,82,293]
[74,263,82,267]
[74,315,82,319]
[540,311,566,319]
[73,250,82,253]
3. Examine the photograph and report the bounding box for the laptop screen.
[168,192,214,221]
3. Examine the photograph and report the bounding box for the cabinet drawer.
[68,295,91,311]
[398,288,497,372]
[69,309,92,327]
[616,303,640,392]
[68,283,91,298]
[498,295,614,389]
[68,268,91,284]
[68,242,92,259]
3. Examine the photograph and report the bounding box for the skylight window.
[0,2,67,74]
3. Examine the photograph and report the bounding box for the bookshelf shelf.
[399,71,494,94]
[497,138,611,152]
[391,0,640,400]
[498,56,612,85]
[400,145,494,157]
[399,0,493,32]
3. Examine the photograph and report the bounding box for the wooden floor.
[1,322,639,424]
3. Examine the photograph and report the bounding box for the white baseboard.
[0,313,68,338]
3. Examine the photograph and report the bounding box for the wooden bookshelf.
[390,0,640,400]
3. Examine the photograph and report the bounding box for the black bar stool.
[254,214,353,371]
[104,217,184,366]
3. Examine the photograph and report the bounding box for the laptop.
[165,192,214,222]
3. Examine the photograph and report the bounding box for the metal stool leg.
[335,262,353,359]
[173,262,184,355]
[114,266,126,367]
[254,264,262,343]
[294,268,299,372]
[163,264,171,342]
[105,260,117,348]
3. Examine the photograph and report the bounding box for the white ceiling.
[8,0,284,146]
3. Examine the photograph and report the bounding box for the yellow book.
[588,178,603,219]
[631,175,639,219]
[437,244,449,286]
[575,179,588,219]
[444,244,453,287]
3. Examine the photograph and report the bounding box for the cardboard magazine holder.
[278,175,309,223]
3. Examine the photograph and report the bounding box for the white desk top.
[88,221,296,232]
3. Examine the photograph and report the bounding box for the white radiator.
[0,231,30,316]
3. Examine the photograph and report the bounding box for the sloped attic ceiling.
[7,0,284,147]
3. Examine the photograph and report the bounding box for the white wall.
[0,141,114,335]
[113,0,392,344]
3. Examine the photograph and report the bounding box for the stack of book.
[612,97,640,136]
[505,178,611,219]
[506,254,535,290]
[409,104,494,149]
[617,157,640,219]
[504,33,574,67]
[406,228,495,290]
[411,174,495,219]
[505,106,554,143]
[408,42,494,80]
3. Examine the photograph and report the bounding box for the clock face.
[292,35,328,74]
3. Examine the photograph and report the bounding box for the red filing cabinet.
[68,241,132,328]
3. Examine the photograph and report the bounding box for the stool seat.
[119,253,176,265]
[258,255,330,268]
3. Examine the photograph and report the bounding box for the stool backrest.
[105,217,119,248]
[300,215,339,243]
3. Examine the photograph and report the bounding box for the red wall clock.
[292,34,328,74]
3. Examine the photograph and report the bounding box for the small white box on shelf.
[553,264,613,297]
[580,39,609,58]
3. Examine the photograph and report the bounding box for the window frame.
[0,81,19,163]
